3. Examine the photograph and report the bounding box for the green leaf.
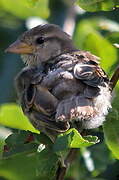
[27,0,39,7]
[0,142,58,180]
[3,132,58,180]
[76,0,117,12]
[0,152,39,180]
[4,131,38,157]
[34,133,52,146]
[53,128,99,152]
[103,92,119,159]
[5,131,29,147]
[0,103,39,134]
[85,33,117,73]
[74,20,117,73]
[0,0,49,19]
[37,148,58,180]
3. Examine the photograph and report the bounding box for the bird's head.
[5,24,76,66]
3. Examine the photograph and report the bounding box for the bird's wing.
[23,83,69,133]
[16,67,69,133]
[56,51,109,126]
[73,50,110,99]
[21,84,36,112]
[73,51,108,88]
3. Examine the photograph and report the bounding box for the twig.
[110,66,119,91]
[56,148,78,180]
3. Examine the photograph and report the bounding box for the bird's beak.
[5,40,34,54]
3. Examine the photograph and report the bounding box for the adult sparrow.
[6,24,112,140]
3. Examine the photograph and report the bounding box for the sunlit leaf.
[76,0,117,12]
[27,0,38,7]
[0,0,49,19]
[74,20,117,73]
[53,128,99,152]
[0,103,39,134]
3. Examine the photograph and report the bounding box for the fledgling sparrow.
[6,24,112,140]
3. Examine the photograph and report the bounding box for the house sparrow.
[5,24,112,140]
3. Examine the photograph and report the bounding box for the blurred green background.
[0,0,119,180]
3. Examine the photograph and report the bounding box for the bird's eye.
[36,37,44,44]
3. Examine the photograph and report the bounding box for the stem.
[110,66,119,91]
[56,148,78,180]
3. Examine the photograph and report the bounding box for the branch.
[56,148,78,180]
[110,66,119,91]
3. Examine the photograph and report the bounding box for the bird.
[5,24,112,141]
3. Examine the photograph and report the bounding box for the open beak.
[5,40,34,54]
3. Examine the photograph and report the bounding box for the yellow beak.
[5,40,34,54]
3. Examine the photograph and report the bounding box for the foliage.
[0,104,39,133]
[0,0,49,19]
[54,128,99,152]
[0,0,119,180]
[103,93,119,160]
[76,0,118,12]
[73,18,118,73]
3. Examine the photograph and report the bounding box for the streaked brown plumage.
[6,24,112,140]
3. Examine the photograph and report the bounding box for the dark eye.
[36,37,44,44]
